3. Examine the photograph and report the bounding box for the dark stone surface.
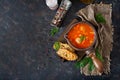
[0,0,120,80]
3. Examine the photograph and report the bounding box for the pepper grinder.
[51,0,72,27]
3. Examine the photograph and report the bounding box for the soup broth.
[67,22,95,49]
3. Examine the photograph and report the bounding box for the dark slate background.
[0,0,120,80]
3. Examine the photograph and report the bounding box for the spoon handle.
[88,52,103,73]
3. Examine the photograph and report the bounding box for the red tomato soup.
[67,23,95,49]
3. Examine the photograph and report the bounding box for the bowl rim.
[64,21,97,51]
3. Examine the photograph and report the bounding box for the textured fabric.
[76,2,113,75]
[57,2,113,76]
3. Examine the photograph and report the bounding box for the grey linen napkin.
[76,2,113,75]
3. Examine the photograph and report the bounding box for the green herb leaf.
[79,35,86,43]
[75,57,95,72]
[75,61,81,69]
[95,13,106,23]
[88,58,95,71]
[53,42,60,51]
[75,57,89,68]
[95,48,104,62]
[50,27,59,36]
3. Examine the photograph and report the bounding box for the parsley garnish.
[75,57,90,69]
[79,35,86,43]
[95,48,104,62]
[53,42,60,51]
[88,58,95,71]
[95,13,106,23]
[75,48,104,71]
[50,27,59,36]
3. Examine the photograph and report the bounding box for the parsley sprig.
[79,35,86,43]
[50,27,59,36]
[75,48,104,71]
[53,42,60,51]
[95,13,106,24]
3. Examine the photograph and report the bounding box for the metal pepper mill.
[51,0,72,27]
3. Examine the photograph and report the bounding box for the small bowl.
[64,21,97,51]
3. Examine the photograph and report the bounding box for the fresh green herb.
[95,48,104,62]
[50,27,59,36]
[95,13,106,23]
[53,42,60,51]
[75,57,95,71]
[79,35,86,43]
[75,57,90,69]
[88,58,95,71]
[75,48,104,71]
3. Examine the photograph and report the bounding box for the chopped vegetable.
[79,35,86,43]
[50,27,59,36]
[95,48,104,62]
[95,13,106,23]
[53,42,60,51]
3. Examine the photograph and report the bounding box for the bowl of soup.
[64,21,96,51]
